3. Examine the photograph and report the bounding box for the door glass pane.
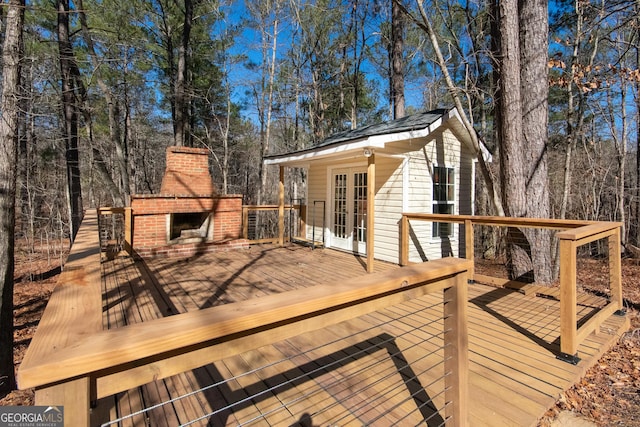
[333,174,347,239]
[353,172,367,243]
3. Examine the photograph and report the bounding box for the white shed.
[264,107,486,270]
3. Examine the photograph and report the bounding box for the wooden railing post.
[400,214,409,266]
[124,206,132,255]
[278,166,285,246]
[464,219,474,278]
[242,206,249,239]
[35,378,91,427]
[559,237,578,361]
[299,204,307,240]
[444,268,469,426]
[609,227,623,310]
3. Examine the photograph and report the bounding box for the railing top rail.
[401,213,613,230]
[243,204,300,210]
[18,210,103,390]
[555,222,622,242]
[97,206,127,215]
[18,257,472,390]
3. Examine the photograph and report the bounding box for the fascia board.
[264,124,439,166]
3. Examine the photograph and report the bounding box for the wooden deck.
[95,244,629,427]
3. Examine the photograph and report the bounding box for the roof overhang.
[264,108,490,167]
[263,126,437,167]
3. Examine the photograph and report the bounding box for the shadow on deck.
[95,244,628,427]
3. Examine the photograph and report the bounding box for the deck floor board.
[97,244,628,427]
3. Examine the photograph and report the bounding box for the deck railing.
[399,213,624,361]
[242,204,304,244]
[18,210,471,427]
[96,206,132,255]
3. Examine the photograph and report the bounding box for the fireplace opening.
[169,212,212,241]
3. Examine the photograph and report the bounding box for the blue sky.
[217,0,426,123]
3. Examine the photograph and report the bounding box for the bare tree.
[391,0,405,119]
[557,0,598,221]
[203,26,241,195]
[248,0,281,205]
[398,0,505,216]
[493,0,526,215]
[58,0,83,240]
[636,34,640,246]
[401,0,551,281]
[77,0,129,205]
[491,0,554,282]
[175,0,195,146]
[0,0,24,396]
[602,34,632,243]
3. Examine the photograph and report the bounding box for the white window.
[432,166,455,238]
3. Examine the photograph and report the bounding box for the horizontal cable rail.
[242,204,301,244]
[19,211,471,426]
[102,299,451,427]
[400,213,623,361]
[97,207,132,255]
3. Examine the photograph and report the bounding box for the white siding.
[305,163,328,244]
[300,125,475,265]
[372,156,404,263]
[405,128,474,263]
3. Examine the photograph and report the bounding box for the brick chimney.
[130,146,246,258]
[160,146,216,196]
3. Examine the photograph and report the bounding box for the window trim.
[432,165,455,238]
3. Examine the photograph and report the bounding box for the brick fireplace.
[130,146,247,257]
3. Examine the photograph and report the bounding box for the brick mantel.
[131,194,241,215]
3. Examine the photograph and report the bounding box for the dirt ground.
[539,259,640,427]
[2,247,640,426]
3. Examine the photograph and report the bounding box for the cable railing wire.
[103,297,456,427]
[325,352,451,427]
[191,308,449,426]
[241,332,449,427]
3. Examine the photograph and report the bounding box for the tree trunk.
[339,39,347,128]
[495,0,525,217]
[494,0,531,281]
[611,79,628,242]
[560,0,585,221]
[17,57,30,246]
[635,40,640,246]
[174,0,193,147]
[391,0,405,119]
[58,0,83,241]
[520,0,552,283]
[257,16,279,205]
[0,0,24,396]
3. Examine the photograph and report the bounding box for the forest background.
[1,0,639,244]
[0,0,639,399]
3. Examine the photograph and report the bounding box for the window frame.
[431,165,455,238]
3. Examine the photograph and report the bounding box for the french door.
[331,169,367,254]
